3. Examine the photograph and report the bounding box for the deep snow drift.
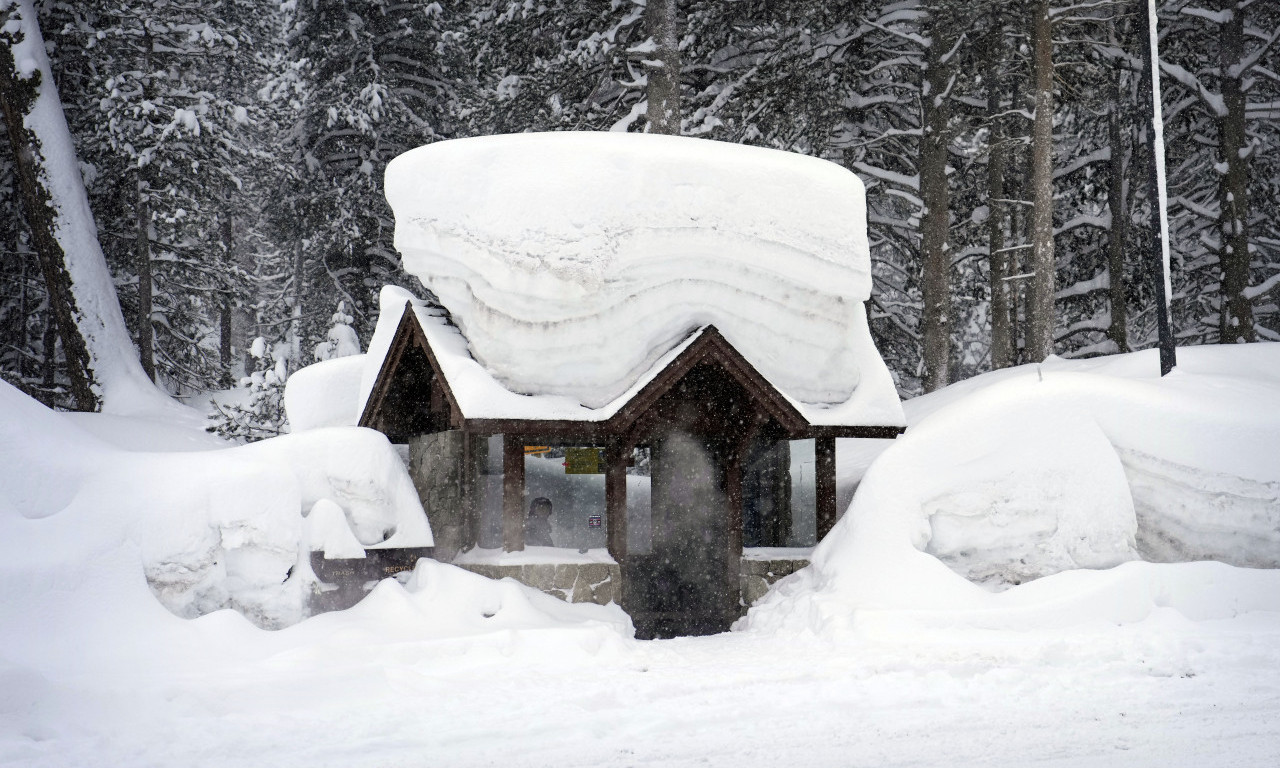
[384,132,899,420]
[0,381,430,629]
[744,343,1280,637]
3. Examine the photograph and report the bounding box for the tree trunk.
[1106,63,1128,353]
[920,4,956,392]
[12,195,32,380]
[290,238,305,365]
[0,0,163,412]
[136,175,155,382]
[644,0,680,135]
[219,208,234,384]
[1008,77,1029,365]
[1025,0,1057,362]
[985,12,1013,371]
[1217,0,1254,343]
[41,309,57,390]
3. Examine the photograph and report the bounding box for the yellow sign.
[564,447,604,474]
[524,446,551,456]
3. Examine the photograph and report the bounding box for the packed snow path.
[4,618,1278,767]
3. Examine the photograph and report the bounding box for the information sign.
[564,447,604,474]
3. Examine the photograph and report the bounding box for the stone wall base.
[307,550,802,619]
[739,556,810,607]
[454,562,620,606]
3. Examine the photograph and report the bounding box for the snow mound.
[307,499,366,559]
[370,558,632,640]
[908,385,1139,587]
[743,556,1280,639]
[0,382,430,629]
[1122,448,1280,567]
[808,377,1142,600]
[743,343,1280,636]
[284,354,366,431]
[386,132,875,408]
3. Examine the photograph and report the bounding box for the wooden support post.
[460,431,480,552]
[502,434,525,552]
[728,415,763,559]
[725,447,744,592]
[605,444,628,562]
[815,436,837,540]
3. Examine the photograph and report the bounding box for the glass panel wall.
[787,438,817,547]
[524,447,607,550]
[477,434,504,549]
[626,446,653,555]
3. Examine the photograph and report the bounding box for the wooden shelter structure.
[360,302,903,637]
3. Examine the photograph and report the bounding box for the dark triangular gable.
[604,325,808,440]
[358,302,462,442]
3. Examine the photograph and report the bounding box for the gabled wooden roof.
[358,303,904,442]
[604,325,807,437]
[358,303,463,442]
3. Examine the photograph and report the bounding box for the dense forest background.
[2,0,1277,419]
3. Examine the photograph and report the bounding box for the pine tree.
[47,0,285,395]
[207,336,288,442]
[313,302,361,361]
[0,0,165,412]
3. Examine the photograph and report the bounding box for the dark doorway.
[621,361,758,638]
[624,430,733,638]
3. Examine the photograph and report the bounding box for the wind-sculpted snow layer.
[0,382,430,629]
[385,132,878,409]
[1122,448,1280,567]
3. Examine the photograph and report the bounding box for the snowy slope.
[385,132,898,418]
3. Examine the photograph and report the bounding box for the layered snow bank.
[385,132,892,414]
[0,382,429,629]
[906,386,1139,587]
[744,343,1280,635]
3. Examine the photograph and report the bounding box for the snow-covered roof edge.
[357,287,906,432]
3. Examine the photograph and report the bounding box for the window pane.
[788,439,817,547]
[627,447,652,554]
[477,434,504,549]
[525,448,607,550]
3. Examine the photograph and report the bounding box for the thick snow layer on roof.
[386,132,898,422]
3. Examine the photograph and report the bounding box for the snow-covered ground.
[2,344,1279,766]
